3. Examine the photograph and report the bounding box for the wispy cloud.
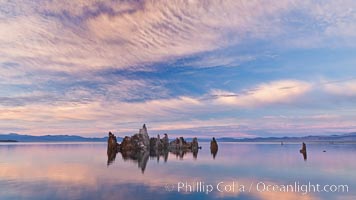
[1,78,355,136]
[2,0,354,74]
[323,80,356,97]
[209,80,312,107]
[1,1,355,136]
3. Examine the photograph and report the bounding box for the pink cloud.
[211,80,311,107]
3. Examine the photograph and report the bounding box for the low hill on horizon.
[0,133,110,142]
[1,132,355,143]
[214,132,356,143]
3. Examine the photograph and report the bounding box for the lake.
[0,142,355,200]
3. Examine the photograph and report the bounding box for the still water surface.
[0,142,355,199]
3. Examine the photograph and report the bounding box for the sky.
[0,0,356,138]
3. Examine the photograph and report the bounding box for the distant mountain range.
[213,132,356,143]
[0,133,110,142]
[183,132,356,143]
[0,132,355,143]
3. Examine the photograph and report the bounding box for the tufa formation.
[107,124,200,171]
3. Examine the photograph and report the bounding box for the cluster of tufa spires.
[107,124,201,154]
[107,124,211,171]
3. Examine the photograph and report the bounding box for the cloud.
[0,94,205,135]
[2,79,312,119]
[1,1,355,137]
[323,80,356,96]
[2,76,356,137]
[210,80,312,107]
[2,78,356,136]
[2,0,345,74]
[306,0,356,38]
[0,0,355,77]
[0,79,318,136]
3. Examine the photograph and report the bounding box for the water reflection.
[107,149,117,166]
[107,148,199,173]
[301,150,307,161]
[1,142,355,200]
[150,149,169,163]
[211,148,218,159]
[170,148,198,160]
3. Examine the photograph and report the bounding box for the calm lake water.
[0,142,355,200]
